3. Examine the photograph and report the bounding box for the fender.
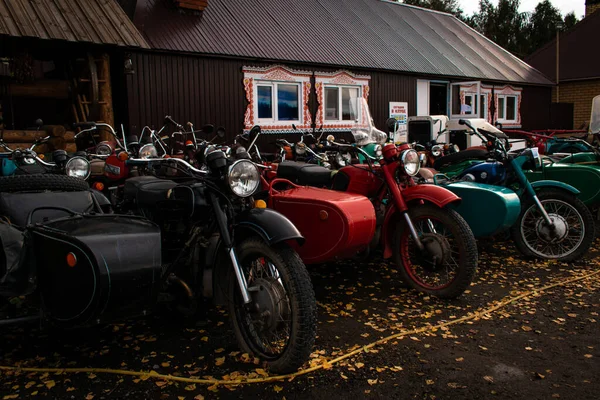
[235,208,305,245]
[380,185,461,259]
[531,180,580,195]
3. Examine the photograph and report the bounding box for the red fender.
[380,184,461,259]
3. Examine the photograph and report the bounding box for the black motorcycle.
[0,151,317,373]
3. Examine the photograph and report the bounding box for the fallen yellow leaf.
[215,357,225,366]
[367,379,378,386]
[3,395,19,400]
[355,362,365,369]
[426,379,434,385]
[185,384,197,391]
[85,393,94,400]
[194,395,205,400]
[161,362,170,368]
[274,385,283,393]
[44,381,56,389]
[66,387,76,392]
[215,348,225,353]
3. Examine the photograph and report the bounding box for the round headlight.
[431,144,443,157]
[374,144,383,158]
[295,142,306,155]
[401,149,420,176]
[335,152,346,167]
[228,160,260,197]
[452,144,460,153]
[65,156,91,180]
[95,142,113,156]
[139,143,158,159]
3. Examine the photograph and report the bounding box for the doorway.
[429,83,447,115]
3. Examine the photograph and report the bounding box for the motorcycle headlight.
[139,144,158,159]
[96,142,113,156]
[401,149,420,176]
[431,144,443,157]
[452,144,460,153]
[228,160,260,197]
[296,142,306,155]
[335,152,346,167]
[374,144,383,158]
[65,156,91,180]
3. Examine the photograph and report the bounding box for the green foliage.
[402,0,464,18]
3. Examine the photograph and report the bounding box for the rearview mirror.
[202,124,214,134]
[326,134,335,143]
[216,127,226,138]
[458,119,466,126]
[386,118,397,133]
[249,125,261,141]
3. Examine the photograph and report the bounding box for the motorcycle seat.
[124,176,177,207]
[277,161,333,187]
[433,148,489,170]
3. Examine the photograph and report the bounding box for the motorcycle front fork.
[209,192,252,304]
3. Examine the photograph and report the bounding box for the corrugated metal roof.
[0,0,149,48]
[133,0,552,85]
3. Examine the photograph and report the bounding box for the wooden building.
[117,0,553,143]
[0,0,148,149]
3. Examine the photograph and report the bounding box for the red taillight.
[93,182,105,191]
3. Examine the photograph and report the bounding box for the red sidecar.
[267,179,376,264]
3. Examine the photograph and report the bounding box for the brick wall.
[586,3,600,16]
[552,79,600,128]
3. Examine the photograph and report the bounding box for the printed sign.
[389,102,408,143]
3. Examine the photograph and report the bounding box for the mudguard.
[235,208,304,245]
[380,185,461,259]
[402,184,461,208]
[531,180,579,195]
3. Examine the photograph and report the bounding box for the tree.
[528,0,563,52]
[402,0,464,18]
[563,11,578,30]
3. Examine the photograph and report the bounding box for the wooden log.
[2,130,75,142]
[97,53,114,142]
[9,80,70,99]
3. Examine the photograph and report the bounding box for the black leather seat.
[433,148,489,170]
[124,176,178,207]
[277,161,333,187]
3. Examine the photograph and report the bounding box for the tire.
[0,174,89,193]
[433,148,488,170]
[228,238,317,373]
[510,189,595,262]
[392,204,478,299]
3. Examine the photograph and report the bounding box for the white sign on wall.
[389,102,408,143]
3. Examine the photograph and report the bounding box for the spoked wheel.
[228,238,316,373]
[511,189,595,262]
[392,204,478,299]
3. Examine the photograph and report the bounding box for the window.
[498,95,518,122]
[324,86,360,121]
[256,82,300,122]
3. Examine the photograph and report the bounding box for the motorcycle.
[246,126,478,299]
[430,119,595,262]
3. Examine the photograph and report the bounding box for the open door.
[450,81,481,119]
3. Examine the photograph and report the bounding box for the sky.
[458,0,586,19]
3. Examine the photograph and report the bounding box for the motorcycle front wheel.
[511,189,595,262]
[228,238,317,373]
[392,204,478,299]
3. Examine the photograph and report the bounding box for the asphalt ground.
[0,238,598,400]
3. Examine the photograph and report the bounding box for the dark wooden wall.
[125,52,416,142]
[520,85,553,130]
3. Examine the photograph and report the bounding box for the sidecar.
[266,178,376,264]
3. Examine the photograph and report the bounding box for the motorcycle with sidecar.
[0,147,317,373]
[424,119,595,262]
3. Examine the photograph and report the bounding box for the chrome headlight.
[374,144,383,158]
[431,144,443,157]
[295,142,306,155]
[65,156,91,180]
[139,143,158,159]
[530,147,542,168]
[95,141,113,156]
[228,160,260,197]
[452,144,460,153]
[401,149,420,176]
[335,152,346,167]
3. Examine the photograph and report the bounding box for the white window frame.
[464,93,489,120]
[497,94,518,123]
[255,81,302,124]
[323,85,361,122]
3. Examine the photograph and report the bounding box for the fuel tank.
[269,185,376,264]
[29,215,162,326]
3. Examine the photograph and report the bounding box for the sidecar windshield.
[590,95,600,134]
[350,97,387,146]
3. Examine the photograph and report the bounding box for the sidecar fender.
[235,208,305,246]
[380,185,461,259]
[531,180,580,195]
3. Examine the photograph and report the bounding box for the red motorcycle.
[246,128,478,298]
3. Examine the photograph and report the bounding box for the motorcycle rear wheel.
[392,204,478,299]
[228,238,317,373]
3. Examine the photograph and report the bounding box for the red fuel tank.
[270,184,376,264]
